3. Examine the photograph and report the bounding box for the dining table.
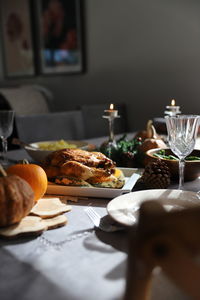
[1,135,200,300]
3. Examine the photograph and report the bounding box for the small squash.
[138,125,167,153]
[137,122,167,166]
[0,165,34,227]
[134,120,160,140]
[7,160,48,202]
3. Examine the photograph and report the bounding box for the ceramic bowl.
[145,148,200,181]
[24,140,90,162]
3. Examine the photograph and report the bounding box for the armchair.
[0,85,52,148]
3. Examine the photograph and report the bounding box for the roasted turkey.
[43,148,124,188]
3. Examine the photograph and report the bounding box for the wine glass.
[0,110,14,166]
[165,115,200,190]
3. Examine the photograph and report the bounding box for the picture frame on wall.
[36,0,83,75]
[1,0,35,78]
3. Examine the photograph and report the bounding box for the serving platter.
[24,140,90,162]
[46,168,141,199]
[107,189,200,226]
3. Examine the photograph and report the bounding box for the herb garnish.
[153,149,200,161]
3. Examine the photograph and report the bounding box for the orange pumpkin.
[7,162,48,202]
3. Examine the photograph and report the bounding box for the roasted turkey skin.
[43,148,116,181]
[44,148,115,169]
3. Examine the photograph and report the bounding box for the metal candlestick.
[164,106,181,117]
[164,99,181,117]
[101,112,120,158]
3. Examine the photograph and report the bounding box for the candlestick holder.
[164,99,181,117]
[164,106,181,117]
[100,113,120,159]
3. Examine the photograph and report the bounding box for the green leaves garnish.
[116,134,142,155]
[153,150,200,161]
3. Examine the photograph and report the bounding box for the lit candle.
[104,103,119,118]
[165,99,181,116]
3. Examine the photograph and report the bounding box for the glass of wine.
[165,115,200,190]
[0,110,14,166]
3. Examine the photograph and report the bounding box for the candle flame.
[171,99,176,106]
[110,103,114,110]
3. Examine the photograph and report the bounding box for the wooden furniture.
[124,201,200,300]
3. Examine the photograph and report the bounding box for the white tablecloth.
[1,149,198,300]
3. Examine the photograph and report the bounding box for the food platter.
[107,189,200,226]
[46,168,141,198]
[24,140,90,162]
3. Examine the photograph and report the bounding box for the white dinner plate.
[107,189,200,226]
[46,168,141,199]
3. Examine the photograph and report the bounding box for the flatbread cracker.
[0,214,68,239]
[0,216,47,238]
[30,198,71,218]
[42,214,68,229]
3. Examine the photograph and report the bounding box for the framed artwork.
[36,0,83,75]
[1,0,35,77]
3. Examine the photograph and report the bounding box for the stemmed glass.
[0,110,14,166]
[165,115,200,190]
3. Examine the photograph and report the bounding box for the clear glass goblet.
[165,115,200,190]
[0,110,14,166]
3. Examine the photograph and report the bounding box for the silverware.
[84,206,125,232]
[12,138,38,149]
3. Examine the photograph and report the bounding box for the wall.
[0,0,200,131]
